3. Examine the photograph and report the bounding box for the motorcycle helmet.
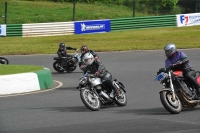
[59,42,65,50]
[81,45,88,54]
[83,52,94,66]
[164,43,177,58]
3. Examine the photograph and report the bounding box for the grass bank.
[0,65,44,75]
[0,26,200,55]
[0,0,137,24]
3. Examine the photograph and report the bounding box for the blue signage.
[0,25,6,36]
[75,20,110,34]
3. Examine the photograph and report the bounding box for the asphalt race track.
[1,49,200,133]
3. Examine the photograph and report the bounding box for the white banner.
[0,25,6,36]
[176,13,200,27]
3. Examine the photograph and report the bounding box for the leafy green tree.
[138,0,178,14]
[177,0,200,13]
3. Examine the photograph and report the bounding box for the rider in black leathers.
[57,42,76,58]
[82,52,122,99]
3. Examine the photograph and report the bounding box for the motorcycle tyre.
[53,61,65,73]
[160,91,182,114]
[80,89,100,111]
[115,89,127,106]
[0,57,9,64]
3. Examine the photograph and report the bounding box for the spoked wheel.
[53,61,65,73]
[160,91,182,114]
[115,88,127,106]
[0,57,9,64]
[80,89,100,111]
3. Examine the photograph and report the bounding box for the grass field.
[0,26,200,55]
[0,0,139,24]
[0,65,44,75]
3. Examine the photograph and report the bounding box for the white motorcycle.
[77,73,127,111]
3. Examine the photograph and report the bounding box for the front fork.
[162,71,176,101]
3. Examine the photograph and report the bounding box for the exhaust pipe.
[182,95,200,104]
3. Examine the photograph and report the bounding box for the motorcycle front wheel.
[115,88,127,106]
[0,57,9,64]
[66,65,77,73]
[160,91,182,114]
[53,61,65,73]
[80,89,100,111]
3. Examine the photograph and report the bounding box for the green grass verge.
[0,65,44,75]
[0,26,200,55]
[0,0,138,24]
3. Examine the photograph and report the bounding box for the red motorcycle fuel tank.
[173,71,183,77]
[173,70,200,84]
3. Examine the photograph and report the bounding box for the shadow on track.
[28,106,91,112]
[56,87,78,91]
[114,107,200,115]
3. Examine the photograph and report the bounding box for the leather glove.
[95,71,100,77]
[94,57,98,60]
[168,64,175,68]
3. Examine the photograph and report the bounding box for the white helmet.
[164,44,177,58]
[83,52,94,66]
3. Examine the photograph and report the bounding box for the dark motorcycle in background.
[77,73,127,111]
[53,50,81,73]
[0,57,9,64]
[155,67,200,114]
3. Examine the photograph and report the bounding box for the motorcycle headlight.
[95,85,102,90]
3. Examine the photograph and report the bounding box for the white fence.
[22,22,74,37]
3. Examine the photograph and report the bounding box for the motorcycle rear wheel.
[80,89,100,111]
[0,57,9,64]
[160,91,182,114]
[53,61,65,73]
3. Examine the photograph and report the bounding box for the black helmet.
[59,42,65,50]
[81,45,88,54]
[164,43,177,58]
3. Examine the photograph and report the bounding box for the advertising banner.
[75,20,110,34]
[0,25,6,36]
[176,13,200,27]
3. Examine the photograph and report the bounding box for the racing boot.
[195,87,200,100]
